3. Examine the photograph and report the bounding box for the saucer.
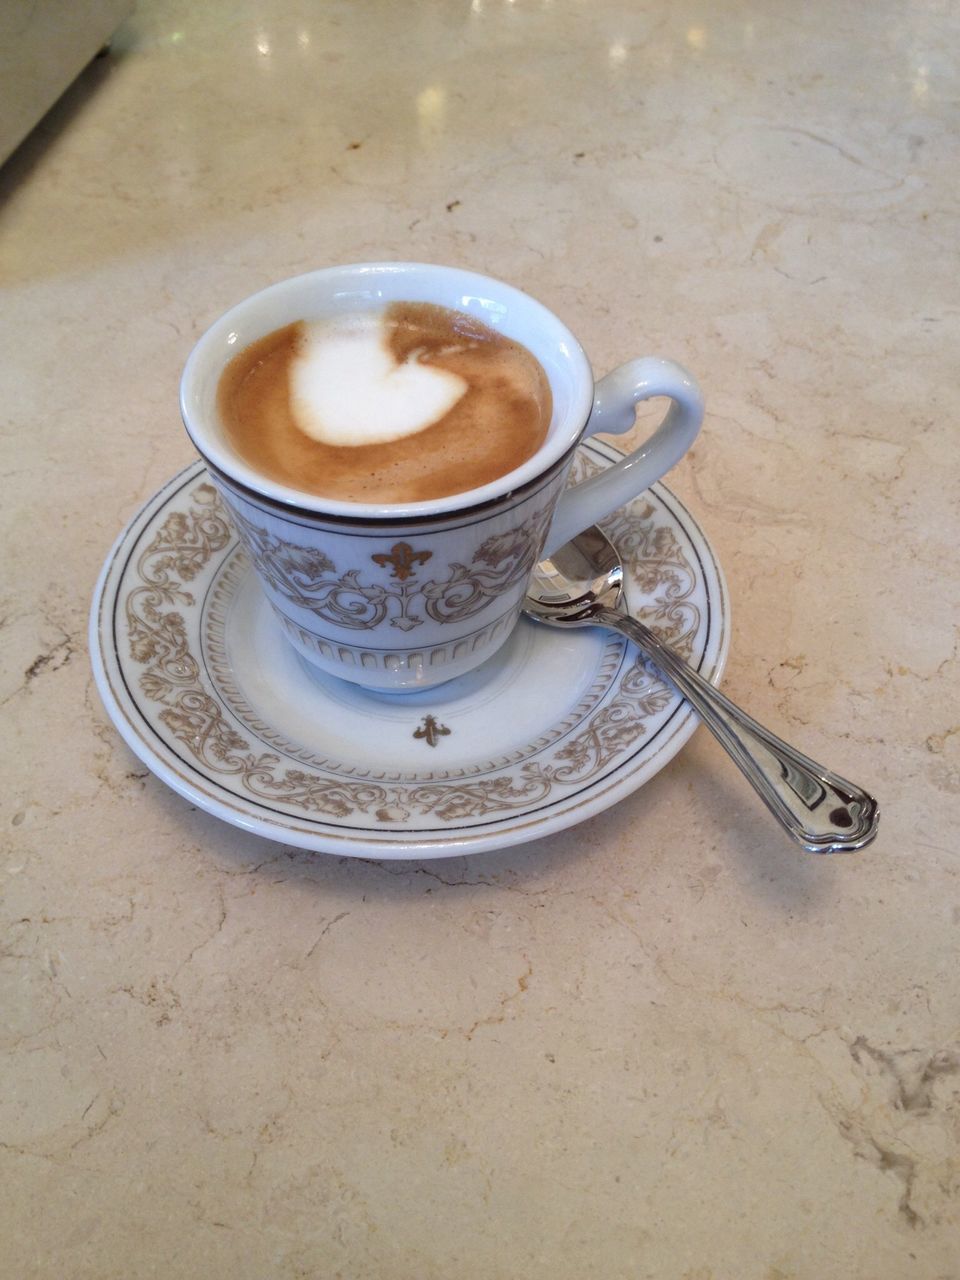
[90,441,729,858]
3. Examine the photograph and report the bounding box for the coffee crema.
[216,302,553,504]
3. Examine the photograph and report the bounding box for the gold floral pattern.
[224,501,553,633]
[413,715,451,747]
[123,469,709,825]
[371,542,432,581]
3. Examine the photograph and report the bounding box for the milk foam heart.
[216,301,552,504]
[289,316,468,447]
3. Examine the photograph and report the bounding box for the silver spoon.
[524,525,879,853]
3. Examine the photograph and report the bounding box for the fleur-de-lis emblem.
[371,542,433,581]
[413,715,451,748]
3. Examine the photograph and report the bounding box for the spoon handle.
[600,609,879,853]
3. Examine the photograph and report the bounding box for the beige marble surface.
[2,1,958,1276]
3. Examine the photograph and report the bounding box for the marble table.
[2,1,957,1275]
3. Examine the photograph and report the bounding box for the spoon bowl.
[525,525,624,622]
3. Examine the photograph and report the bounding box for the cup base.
[271,601,522,693]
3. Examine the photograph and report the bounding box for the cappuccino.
[217,302,552,504]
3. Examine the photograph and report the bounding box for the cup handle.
[543,357,704,557]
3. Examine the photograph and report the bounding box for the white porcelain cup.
[180,262,704,691]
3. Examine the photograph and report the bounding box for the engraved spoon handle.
[598,608,879,853]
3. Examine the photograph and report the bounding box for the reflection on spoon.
[524,525,880,854]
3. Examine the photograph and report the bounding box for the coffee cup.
[180,262,704,692]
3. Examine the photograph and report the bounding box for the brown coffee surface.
[216,302,552,504]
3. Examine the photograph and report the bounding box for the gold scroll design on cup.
[225,506,553,633]
[125,478,701,824]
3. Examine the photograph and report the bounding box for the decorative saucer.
[90,441,729,858]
